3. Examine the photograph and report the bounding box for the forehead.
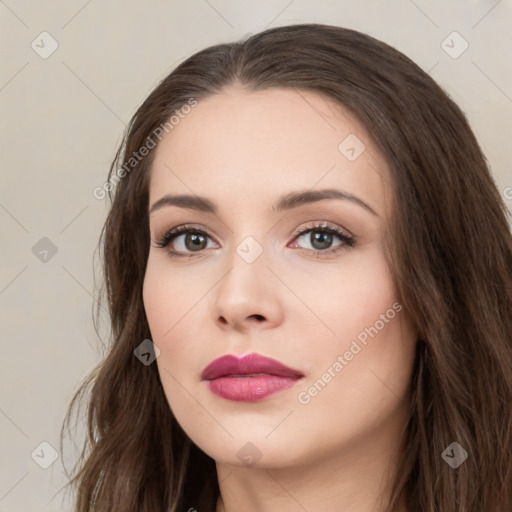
[148,86,392,219]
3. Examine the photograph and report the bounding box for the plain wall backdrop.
[1,1,511,510]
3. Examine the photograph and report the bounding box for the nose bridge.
[211,231,282,330]
[220,234,268,301]
[221,211,272,279]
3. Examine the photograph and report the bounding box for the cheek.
[142,258,207,379]
[293,295,415,455]
[142,257,205,341]
[143,265,206,429]
[293,246,398,352]
[291,247,413,404]
[143,259,170,335]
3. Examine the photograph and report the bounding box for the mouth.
[201,353,304,402]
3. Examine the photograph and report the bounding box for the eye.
[153,221,356,258]
[289,222,355,256]
[153,224,216,258]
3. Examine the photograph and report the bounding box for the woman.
[62,23,512,512]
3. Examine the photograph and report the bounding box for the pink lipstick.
[201,353,304,402]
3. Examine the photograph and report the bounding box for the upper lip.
[201,353,304,380]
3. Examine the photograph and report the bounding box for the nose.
[211,247,284,334]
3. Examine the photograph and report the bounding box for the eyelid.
[290,221,353,240]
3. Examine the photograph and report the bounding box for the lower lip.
[205,375,302,402]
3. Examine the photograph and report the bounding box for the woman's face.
[143,86,418,469]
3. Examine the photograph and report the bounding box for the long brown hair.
[61,23,512,511]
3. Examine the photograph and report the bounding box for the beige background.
[1,1,511,510]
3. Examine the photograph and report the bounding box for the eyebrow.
[149,188,379,217]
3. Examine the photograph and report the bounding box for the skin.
[143,85,418,512]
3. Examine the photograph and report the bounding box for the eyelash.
[153,222,356,259]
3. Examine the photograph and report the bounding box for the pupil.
[312,231,332,250]
[186,233,206,251]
